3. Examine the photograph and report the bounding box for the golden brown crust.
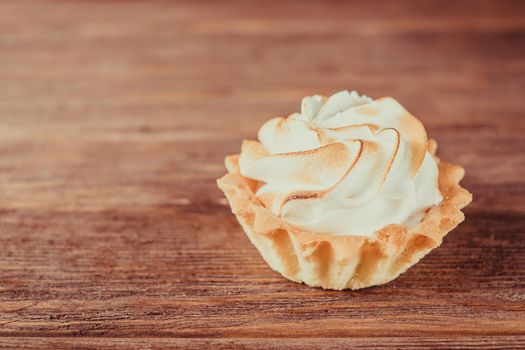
[217,142,472,290]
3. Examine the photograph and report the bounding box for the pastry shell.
[217,141,472,290]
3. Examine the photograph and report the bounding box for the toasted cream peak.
[239,90,442,236]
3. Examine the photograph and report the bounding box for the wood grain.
[1,337,525,350]
[0,0,524,348]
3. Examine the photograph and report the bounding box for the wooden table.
[1,0,524,348]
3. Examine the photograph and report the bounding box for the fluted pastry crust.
[217,140,472,290]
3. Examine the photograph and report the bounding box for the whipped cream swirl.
[239,90,442,236]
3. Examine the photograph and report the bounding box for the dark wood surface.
[1,0,524,348]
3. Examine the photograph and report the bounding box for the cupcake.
[217,90,471,290]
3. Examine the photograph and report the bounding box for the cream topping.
[239,90,442,236]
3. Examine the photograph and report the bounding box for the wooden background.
[1,0,524,348]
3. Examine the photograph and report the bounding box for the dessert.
[217,90,472,290]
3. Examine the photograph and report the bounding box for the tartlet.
[217,91,471,290]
